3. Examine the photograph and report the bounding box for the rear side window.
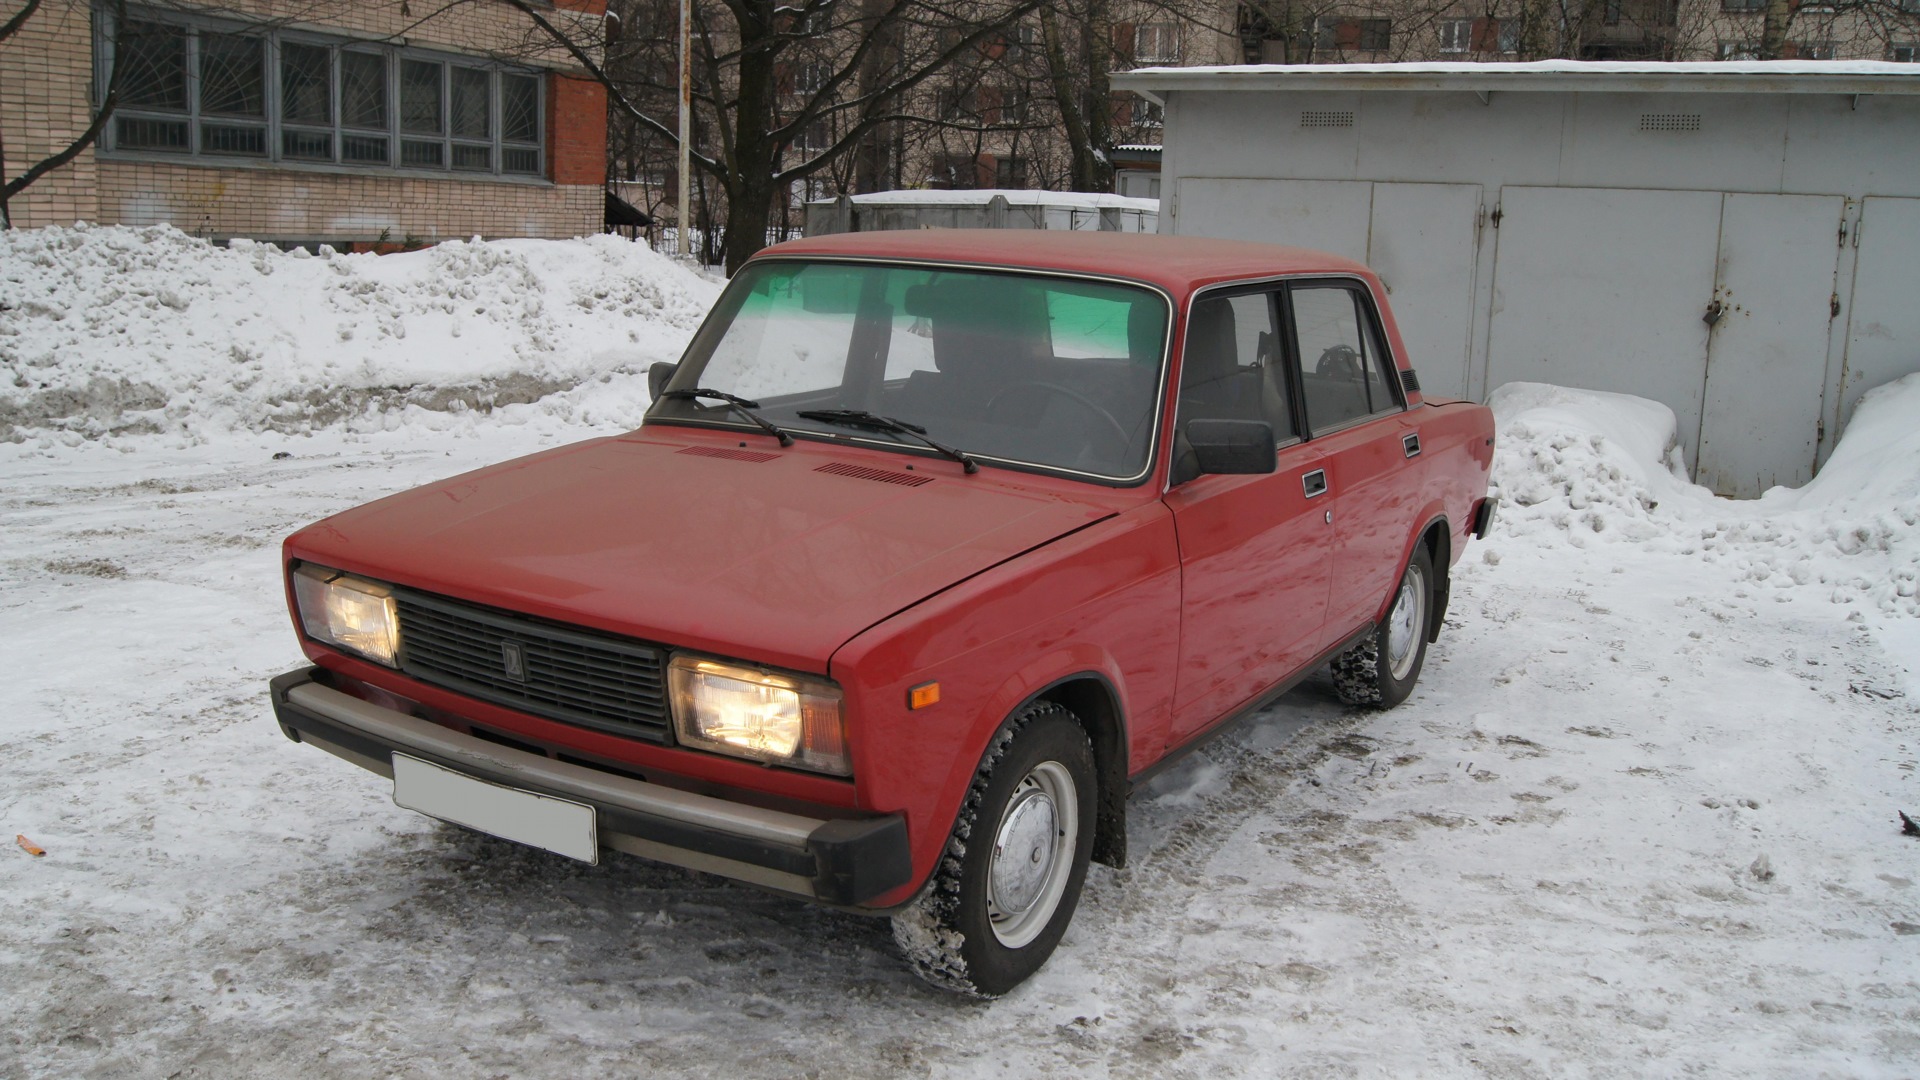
[1291,284,1399,433]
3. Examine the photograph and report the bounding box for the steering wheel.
[983,381,1133,449]
[1316,344,1363,380]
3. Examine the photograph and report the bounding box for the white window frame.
[1439,19,1472,52]
[1135,23,1180,64]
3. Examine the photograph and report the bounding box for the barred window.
[98,6,545,180]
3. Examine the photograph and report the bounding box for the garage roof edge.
[1112,60,1920,98]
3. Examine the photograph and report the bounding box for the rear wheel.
[1333,544,1435,708]
[891,701,1096,997]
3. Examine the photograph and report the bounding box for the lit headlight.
[668,656,850,776]
[291,563,400,667]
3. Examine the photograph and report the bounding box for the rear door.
[1287,281,1419,642]
[1164,287,1332,741]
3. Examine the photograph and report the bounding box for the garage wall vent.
[814,462,934,487]
[1639,113,1702,132]
[1300,110,1355,128]
[677,445,780,462]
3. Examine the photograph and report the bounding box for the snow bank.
[1489,377,1920,616]
[0,224,722,442]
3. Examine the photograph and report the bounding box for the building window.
[1135,23,1179,63]
[794,121,830,153]
[1717,41,1759,59]
[1792,40,1836,59]
[1439,19,1471,52]
[1001,24,1039,62]
[1131,97,1164,127]
[99,6,544,179]
[1497,19,1520,52]
[994,156,1028,188]
[929,153,977,189]
[1894,44,1920,62]
[1315,17,1390,52]
[794,61,830,97]
[995,84,1030,125]
[1721,0,1765,10]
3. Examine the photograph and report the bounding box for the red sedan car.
[270,230,1496,996]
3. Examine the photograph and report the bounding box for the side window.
[1177,292,1295,437]
[1292,285,1397,432]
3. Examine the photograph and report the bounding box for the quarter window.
[99,7,544,179]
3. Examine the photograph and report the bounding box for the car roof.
[759,229,1374,298]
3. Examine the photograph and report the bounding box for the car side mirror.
[647,362,678,401]
[1187,419,1277,475]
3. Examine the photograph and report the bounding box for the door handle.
[1402,433,1422,458]
[1302,469,1328,498]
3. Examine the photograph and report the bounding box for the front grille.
[395,589,670,742]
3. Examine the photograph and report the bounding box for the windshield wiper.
[796,409,980,474]
[660,388,793,447]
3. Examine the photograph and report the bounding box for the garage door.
[1697,194,1845,498]
[1173,178,1483,398]
[1174,178,1372,261]
[1840,197,1920,435]
[1366,183,1483,400]
[1485,186,1721,465]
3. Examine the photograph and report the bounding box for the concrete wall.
[1154,83,1920,496]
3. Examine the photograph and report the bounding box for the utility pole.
[677,0,692,257]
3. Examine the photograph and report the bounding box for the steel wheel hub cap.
[1387,568,1423,679]
[990,783,1057,916]
[986,759,1078,949]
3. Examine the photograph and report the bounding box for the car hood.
[285,430,1120,671]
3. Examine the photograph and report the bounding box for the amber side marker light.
[908,682,941,710]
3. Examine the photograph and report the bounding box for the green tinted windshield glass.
[652,261,1170,481]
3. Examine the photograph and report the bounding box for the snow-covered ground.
[2,227,1915,1077]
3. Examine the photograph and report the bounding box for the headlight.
[668,656,850,776]
[292,563,399,667]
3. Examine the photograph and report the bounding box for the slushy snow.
[1,226,1915,1077]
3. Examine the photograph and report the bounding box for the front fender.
[827,501,1181,908]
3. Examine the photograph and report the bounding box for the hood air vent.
[677,446,780,463]
[814,462,934,487]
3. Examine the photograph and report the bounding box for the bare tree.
[1,0,128,230]
[529,0,1052,273]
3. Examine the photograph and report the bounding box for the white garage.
[1112,62,1920,497]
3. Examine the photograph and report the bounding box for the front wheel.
[891,701,1097,997]
[1332,544,1435,708]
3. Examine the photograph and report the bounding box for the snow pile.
[1490,376,1920,616]
[0,224,721,441]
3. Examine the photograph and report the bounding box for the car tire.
[1332,543,1435,709]
[890,701,1097,997]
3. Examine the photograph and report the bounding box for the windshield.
[649,259,1171,481]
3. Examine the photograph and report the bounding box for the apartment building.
[1231,0,1920,65]
[1,0,611,244]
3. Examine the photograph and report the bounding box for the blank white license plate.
[392,754,599,864]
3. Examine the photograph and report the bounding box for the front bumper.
[268,667,910,906]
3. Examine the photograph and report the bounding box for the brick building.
[1,0,610,244]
